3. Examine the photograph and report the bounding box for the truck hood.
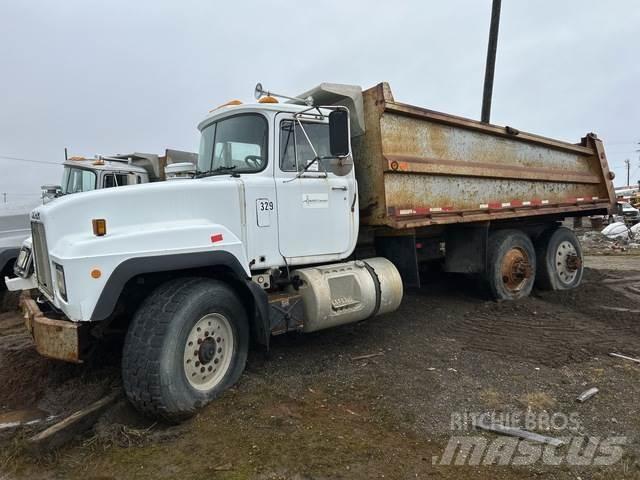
[31,177,245,259]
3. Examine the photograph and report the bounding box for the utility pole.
[625,159,631,187]
[481,0,502,123]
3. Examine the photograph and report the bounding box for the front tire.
[122,277,249,422]
[485,229,536,300]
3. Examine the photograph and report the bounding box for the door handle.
[331,186,347,191]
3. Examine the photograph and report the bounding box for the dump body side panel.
[354,83,615,229]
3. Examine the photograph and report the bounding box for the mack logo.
[31,211,41,220]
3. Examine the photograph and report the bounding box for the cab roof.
[197,102,313,131]
[63,157,149,174]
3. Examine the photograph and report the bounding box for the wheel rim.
[555,240,581,285]
[183,313,234,391]
[501,247,533,292]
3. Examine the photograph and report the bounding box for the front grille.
[31,221,53,298]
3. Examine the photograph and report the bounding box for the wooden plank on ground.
[609,352,640,364]
[27,390,121,453]
[473,419,565,447]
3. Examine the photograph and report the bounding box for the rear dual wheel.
[535,227,584,290]
[485,230,536,301]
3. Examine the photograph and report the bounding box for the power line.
[0,155,61,166]
[0,192,41,196]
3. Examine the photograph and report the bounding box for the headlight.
[54,263,67,301]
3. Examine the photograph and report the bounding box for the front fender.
[91,249,271,347]
[49,221,249,321]
[91,249,249,321]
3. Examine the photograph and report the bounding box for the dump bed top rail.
[353,83,616,229]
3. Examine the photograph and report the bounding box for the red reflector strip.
[211,234,223,243]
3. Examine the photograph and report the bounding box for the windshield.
[197,114,268,175]
[280,120,331,172]
[61,167,97,194]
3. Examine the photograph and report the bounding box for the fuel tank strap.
[362,260,382,318]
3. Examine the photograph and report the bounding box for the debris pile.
[578,224,640,254]
[601,222,640,241]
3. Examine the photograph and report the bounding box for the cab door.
[274,113,357,261]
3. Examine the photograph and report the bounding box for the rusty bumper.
[20,293,82,363]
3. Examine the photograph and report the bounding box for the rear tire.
[485,230,536,301]
[122,277,249,422]
[535,227,584,290]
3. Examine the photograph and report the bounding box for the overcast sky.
[1,0,639,206]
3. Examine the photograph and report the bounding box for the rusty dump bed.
[352,83,615,229]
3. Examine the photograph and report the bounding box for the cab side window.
[279,120,331,172]
[103,174,129,188]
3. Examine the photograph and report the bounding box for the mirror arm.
[294,117,319,159]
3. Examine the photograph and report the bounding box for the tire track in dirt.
[427,269,640,367]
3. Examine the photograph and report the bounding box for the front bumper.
[20,292,83,363]
[5,274,36,291]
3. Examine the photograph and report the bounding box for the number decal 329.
[259,200,274,211]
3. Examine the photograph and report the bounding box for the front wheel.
[485,230,536,301]
[122,277,249,422]
[535,227,584,290]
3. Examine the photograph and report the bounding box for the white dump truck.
[6,83,615,421]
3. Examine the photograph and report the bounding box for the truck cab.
[194,102,358,268]
[61,157,149,194]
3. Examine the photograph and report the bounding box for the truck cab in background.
[49,149,198,199]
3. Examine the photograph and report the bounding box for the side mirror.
[329,110,350,157]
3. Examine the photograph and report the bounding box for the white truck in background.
[0,150,196,309]
[53,149,197,197]
[6,82,614,422]
[0,210,33,309]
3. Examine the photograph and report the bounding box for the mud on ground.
[1,255,639,479]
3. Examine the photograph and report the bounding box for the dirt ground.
[1,253,640,479]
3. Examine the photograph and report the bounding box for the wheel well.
[441,221,562,275]
[1,258,16,289]
[106,266,264,347]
